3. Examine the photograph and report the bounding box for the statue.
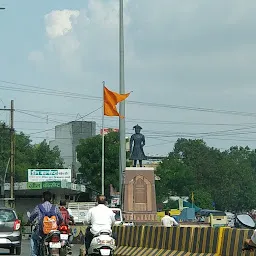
[129,124,147,167]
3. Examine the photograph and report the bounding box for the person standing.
[161,210,179,227]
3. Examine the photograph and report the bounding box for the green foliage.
[156,138,256,211]
[76,131,128,197]
[163,199,179,210]
[0,123,64,182]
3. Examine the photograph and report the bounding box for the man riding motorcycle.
[84,195,116,254]
[29,191,63,256]
[59,200,74,252]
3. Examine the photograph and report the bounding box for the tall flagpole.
[119,0,125,209]
[102,81,105,195]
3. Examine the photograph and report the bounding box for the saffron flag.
[104,86,130,118]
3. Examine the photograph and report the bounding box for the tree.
[33,140,64,169]
[156,138,256,212]
[76,132,120,197]
[15,132,35,181]
[155,155,195,203]
[0,122,64,183]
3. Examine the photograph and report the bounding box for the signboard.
[27,182,42,190]
[28,169,71,182]
[111,197,120,207]
[100,128,119,135]
[42,181,61,189]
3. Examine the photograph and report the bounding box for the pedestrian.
[161,210,179,227]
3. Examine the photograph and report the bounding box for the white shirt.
[67,208,73,217]
[161,215,179,227]
[251,230,256,244]
[86,204,116,235]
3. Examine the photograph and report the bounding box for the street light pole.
[119,0,125,210]
[0,158,10,206]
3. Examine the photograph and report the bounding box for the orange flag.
[104,86,130,118]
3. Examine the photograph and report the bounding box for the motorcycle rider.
[29,191,63,256]
[245,230,256,250]
[59,200,74,252]
[84,195,116,254]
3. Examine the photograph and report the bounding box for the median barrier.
[78,225,256,256]
[219,228,256,256]
[190,227,220,254]
[113,226,218,255]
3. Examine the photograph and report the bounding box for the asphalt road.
[0,240,82,256]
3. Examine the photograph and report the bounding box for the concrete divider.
[219,228,256,256]
[190,227,220,254]
[112,226,256,256]
[113,226,218,255]
[77,225,256,255]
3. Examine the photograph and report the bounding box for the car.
[0,207,22,255]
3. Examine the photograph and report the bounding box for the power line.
[14,109,256,127]
[2,79,256,117]
[16,106,102,135]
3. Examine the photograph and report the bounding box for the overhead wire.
[2,79,256,117]
[16,106,102,135]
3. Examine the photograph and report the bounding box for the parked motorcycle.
[234,214,256,251]
[87,229,116,256]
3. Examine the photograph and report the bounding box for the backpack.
[38,204,58,235]
[59,206,70,225]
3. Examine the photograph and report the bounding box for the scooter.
[234,214,256,252]
[87,229,116,256]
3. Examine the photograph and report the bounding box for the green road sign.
[27,182,42,190]
[42,181,61,189]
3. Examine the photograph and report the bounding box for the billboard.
[28,169,72,182]
[100,128,119,135]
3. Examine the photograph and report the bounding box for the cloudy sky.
[1,0,256,156]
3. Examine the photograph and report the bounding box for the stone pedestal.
[123,167,158,223]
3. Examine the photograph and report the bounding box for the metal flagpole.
[119,0,125,209]
[102,81,105,195]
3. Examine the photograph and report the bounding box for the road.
[0,240,82,256]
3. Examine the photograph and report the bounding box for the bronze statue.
[129,124,147,167]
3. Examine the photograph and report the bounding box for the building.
[49,121,96,179]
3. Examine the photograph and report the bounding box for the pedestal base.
[123,167,158,223]
[123,212,158,223]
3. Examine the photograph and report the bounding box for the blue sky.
[1,0,256,156]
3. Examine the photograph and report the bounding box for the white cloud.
[45,10,80,39]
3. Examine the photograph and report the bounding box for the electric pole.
[10,100,15,206]
[0,101,15,207]
[119,0,125,209]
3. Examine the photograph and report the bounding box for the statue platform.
[123,167,158,223]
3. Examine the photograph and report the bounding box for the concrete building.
[49,121,96,179]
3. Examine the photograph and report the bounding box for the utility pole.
[10,100,15,207]
[0,101,15,207]
[119,0,125,209]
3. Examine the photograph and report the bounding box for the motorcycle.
[87,229,116,256]
[59,224,72,255]
[234,214,256,252]
[39,229,62,256]
[27,211,66,256]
